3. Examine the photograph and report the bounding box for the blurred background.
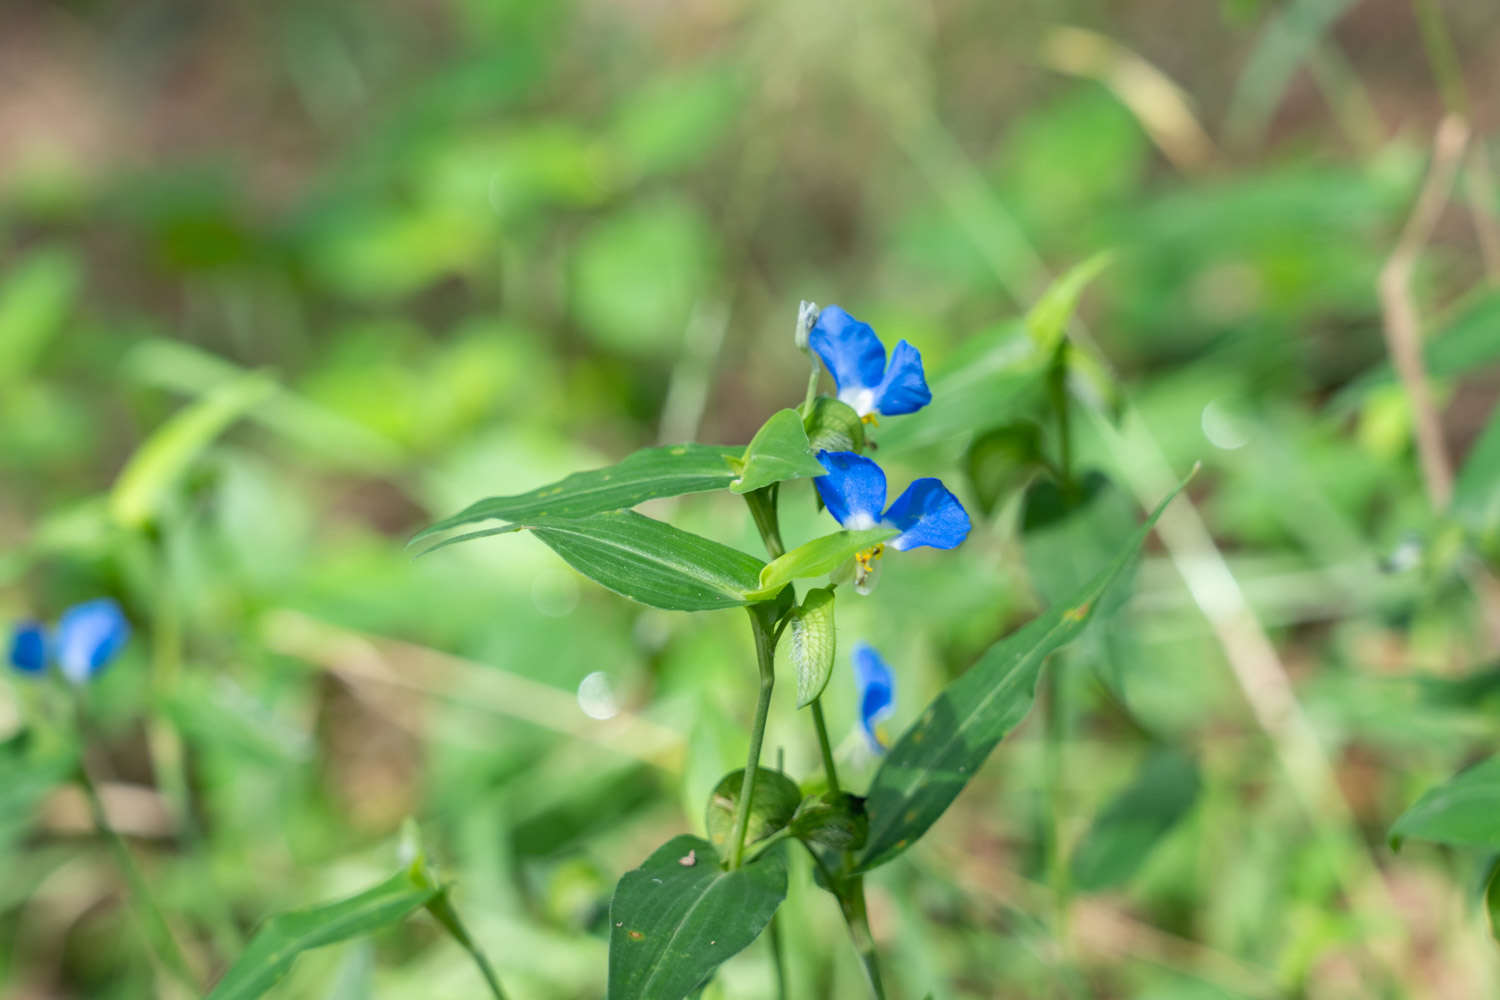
[3,0,1500,997]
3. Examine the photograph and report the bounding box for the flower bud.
[794,300,818,353]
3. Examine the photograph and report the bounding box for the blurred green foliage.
[3,0,1500,997]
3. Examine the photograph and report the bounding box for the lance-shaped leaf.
[206,868,440,1000]
[750,528,897,598]
[1390,756,1500,851]
[412,443,741,548]
[1070,747,1200,892]
[608,835,788,1000]
[110,371,276,529]
[529,511,767,611]
[779,586,837,707]
[1025,252,1112,356]
[730,409,827,495]
[855,479,1186,872]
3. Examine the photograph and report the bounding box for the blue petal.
[872,340,931,416]
[882,478,971,551]
[8,623,48,674]
[813,451,887,530]
[852,643,895,753]
[55,599,131,684]
[810,306,886,403]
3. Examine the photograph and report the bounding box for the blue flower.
[852,643,895,753]
[815,447,969,543]
[7,599,131,683]
[809,306,931,421]
[8,623,47,674]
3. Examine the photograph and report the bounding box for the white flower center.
[839,387,877,417]
[845,511,878,531]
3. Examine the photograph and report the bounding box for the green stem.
[729,605,778,870]
[744,488,786,558]
[1414,0,1469,116]
[1042,661,1071,930]
[768,912,789,1000]
[802,359,821,417]
[75,751,198,990]
[809,698,841,796]
[422,888,509,1000]
[839,876,887,1000]
[1047,350,1073,495]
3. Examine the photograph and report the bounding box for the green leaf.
[529,511,766,611]
[1389,756,1500,850]
[780,586,837,707]
[1070,748,1200,892]
[206,868,439,1000]
[109,372,276,529]
[751,528,897,598]
[1021,471,1140,608]
[704,768,802,854]
[964,422,1044,518]
[0,247,79,384]
[855,477,1187,872]
[730,409,826,495]
[1025,252,1112,356]
[1453,401,1500,550]
[608,836,788,1000]
[412,443,740,547]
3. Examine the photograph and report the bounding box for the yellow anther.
[861,413,880,426]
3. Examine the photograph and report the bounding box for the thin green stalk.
[1414,0,1469,117]
[422,888,509,1000]
[768,912,789,1000]
[76,755,198,991]
[729,606,778,870]
[744,488,787,559]
[1041,662,1070,928]
[1047,352,1073,495]
[839,877,887,1000]
[802,360,821,417]
[809,699,841,796]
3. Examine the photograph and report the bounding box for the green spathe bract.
[855,479,1186,872]
[783,586,837,707]
[608,836,788,1000]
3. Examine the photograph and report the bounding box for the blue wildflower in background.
[8,623,47,674]
[809,306,931,421]
[7,598,131,683]
[852,643,896,753]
